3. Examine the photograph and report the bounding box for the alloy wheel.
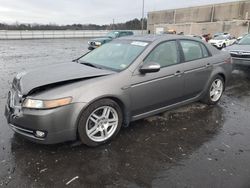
[210,79,223,102]
[86,106,119,142]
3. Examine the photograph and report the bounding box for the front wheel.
[202,75,224,105]
[78,99,122,147]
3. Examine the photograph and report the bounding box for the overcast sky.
[0,0,241,25]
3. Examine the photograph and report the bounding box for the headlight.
[22,97,72,109]
[95,41,102,46]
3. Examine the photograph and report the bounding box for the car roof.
[116,34,201,42]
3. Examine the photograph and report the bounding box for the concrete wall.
[0,30,145,40]
[148,0,250,36]
[148,10,175,25]
[153,20,249,37]
[213,1,250,21]
[175,5,213,24]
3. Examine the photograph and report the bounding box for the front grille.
[230,53,250,59]
[233,59,250,65]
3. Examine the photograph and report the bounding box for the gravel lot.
[0,39,250,188]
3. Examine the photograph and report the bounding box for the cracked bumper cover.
[5,102,86,144]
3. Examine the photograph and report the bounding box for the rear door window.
[180,40,204,62]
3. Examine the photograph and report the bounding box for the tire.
[201,75,225,105]
[78,99,123,147]
[222,43,226,48]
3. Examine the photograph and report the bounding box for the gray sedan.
[5,35,232,146]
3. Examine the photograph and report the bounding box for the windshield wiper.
[80,62,102,69]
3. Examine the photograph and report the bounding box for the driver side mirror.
[139,62,161,74]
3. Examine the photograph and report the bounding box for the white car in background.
[209,35,236,49]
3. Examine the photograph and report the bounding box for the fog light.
[35,131,46,138]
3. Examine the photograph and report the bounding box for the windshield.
[238,34,250,45]
[106,31,119,38]
[214,35,227,40]
[79,41,148,71]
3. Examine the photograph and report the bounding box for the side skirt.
[131,95,201,122]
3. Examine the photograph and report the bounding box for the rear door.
[179,40,213,99]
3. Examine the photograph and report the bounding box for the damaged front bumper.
[5,91,86,144]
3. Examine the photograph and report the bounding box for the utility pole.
[141,0,145,34]
[211,5,215,22]
[246,12,250,33]
[247,20,250,33]
[113,19,115,30]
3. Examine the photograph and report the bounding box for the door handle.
[205,63,212,68]
[174,71,183,77]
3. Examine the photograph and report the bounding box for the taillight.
[225,57,232,64]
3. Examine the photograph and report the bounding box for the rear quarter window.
[200,43,209,57]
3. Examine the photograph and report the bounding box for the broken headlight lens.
[22,97,72,109]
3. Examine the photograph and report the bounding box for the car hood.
[89,37,112,42]
[225,44,250,52]
[15,62,115,95]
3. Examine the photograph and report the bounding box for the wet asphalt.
[0,39,250,188]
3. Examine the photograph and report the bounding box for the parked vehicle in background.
[5,35,232,146]
[163,29,177,34]
[88,30,133,50]
[213,32,229,38]
[186,34,206,41]
[209,35,236,49]
[202,34,212,42]
[225,34,250,68]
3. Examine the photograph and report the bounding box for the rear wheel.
[202,75,224,105]
[78,99,122,147]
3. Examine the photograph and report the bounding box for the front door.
[130,40,185,117]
